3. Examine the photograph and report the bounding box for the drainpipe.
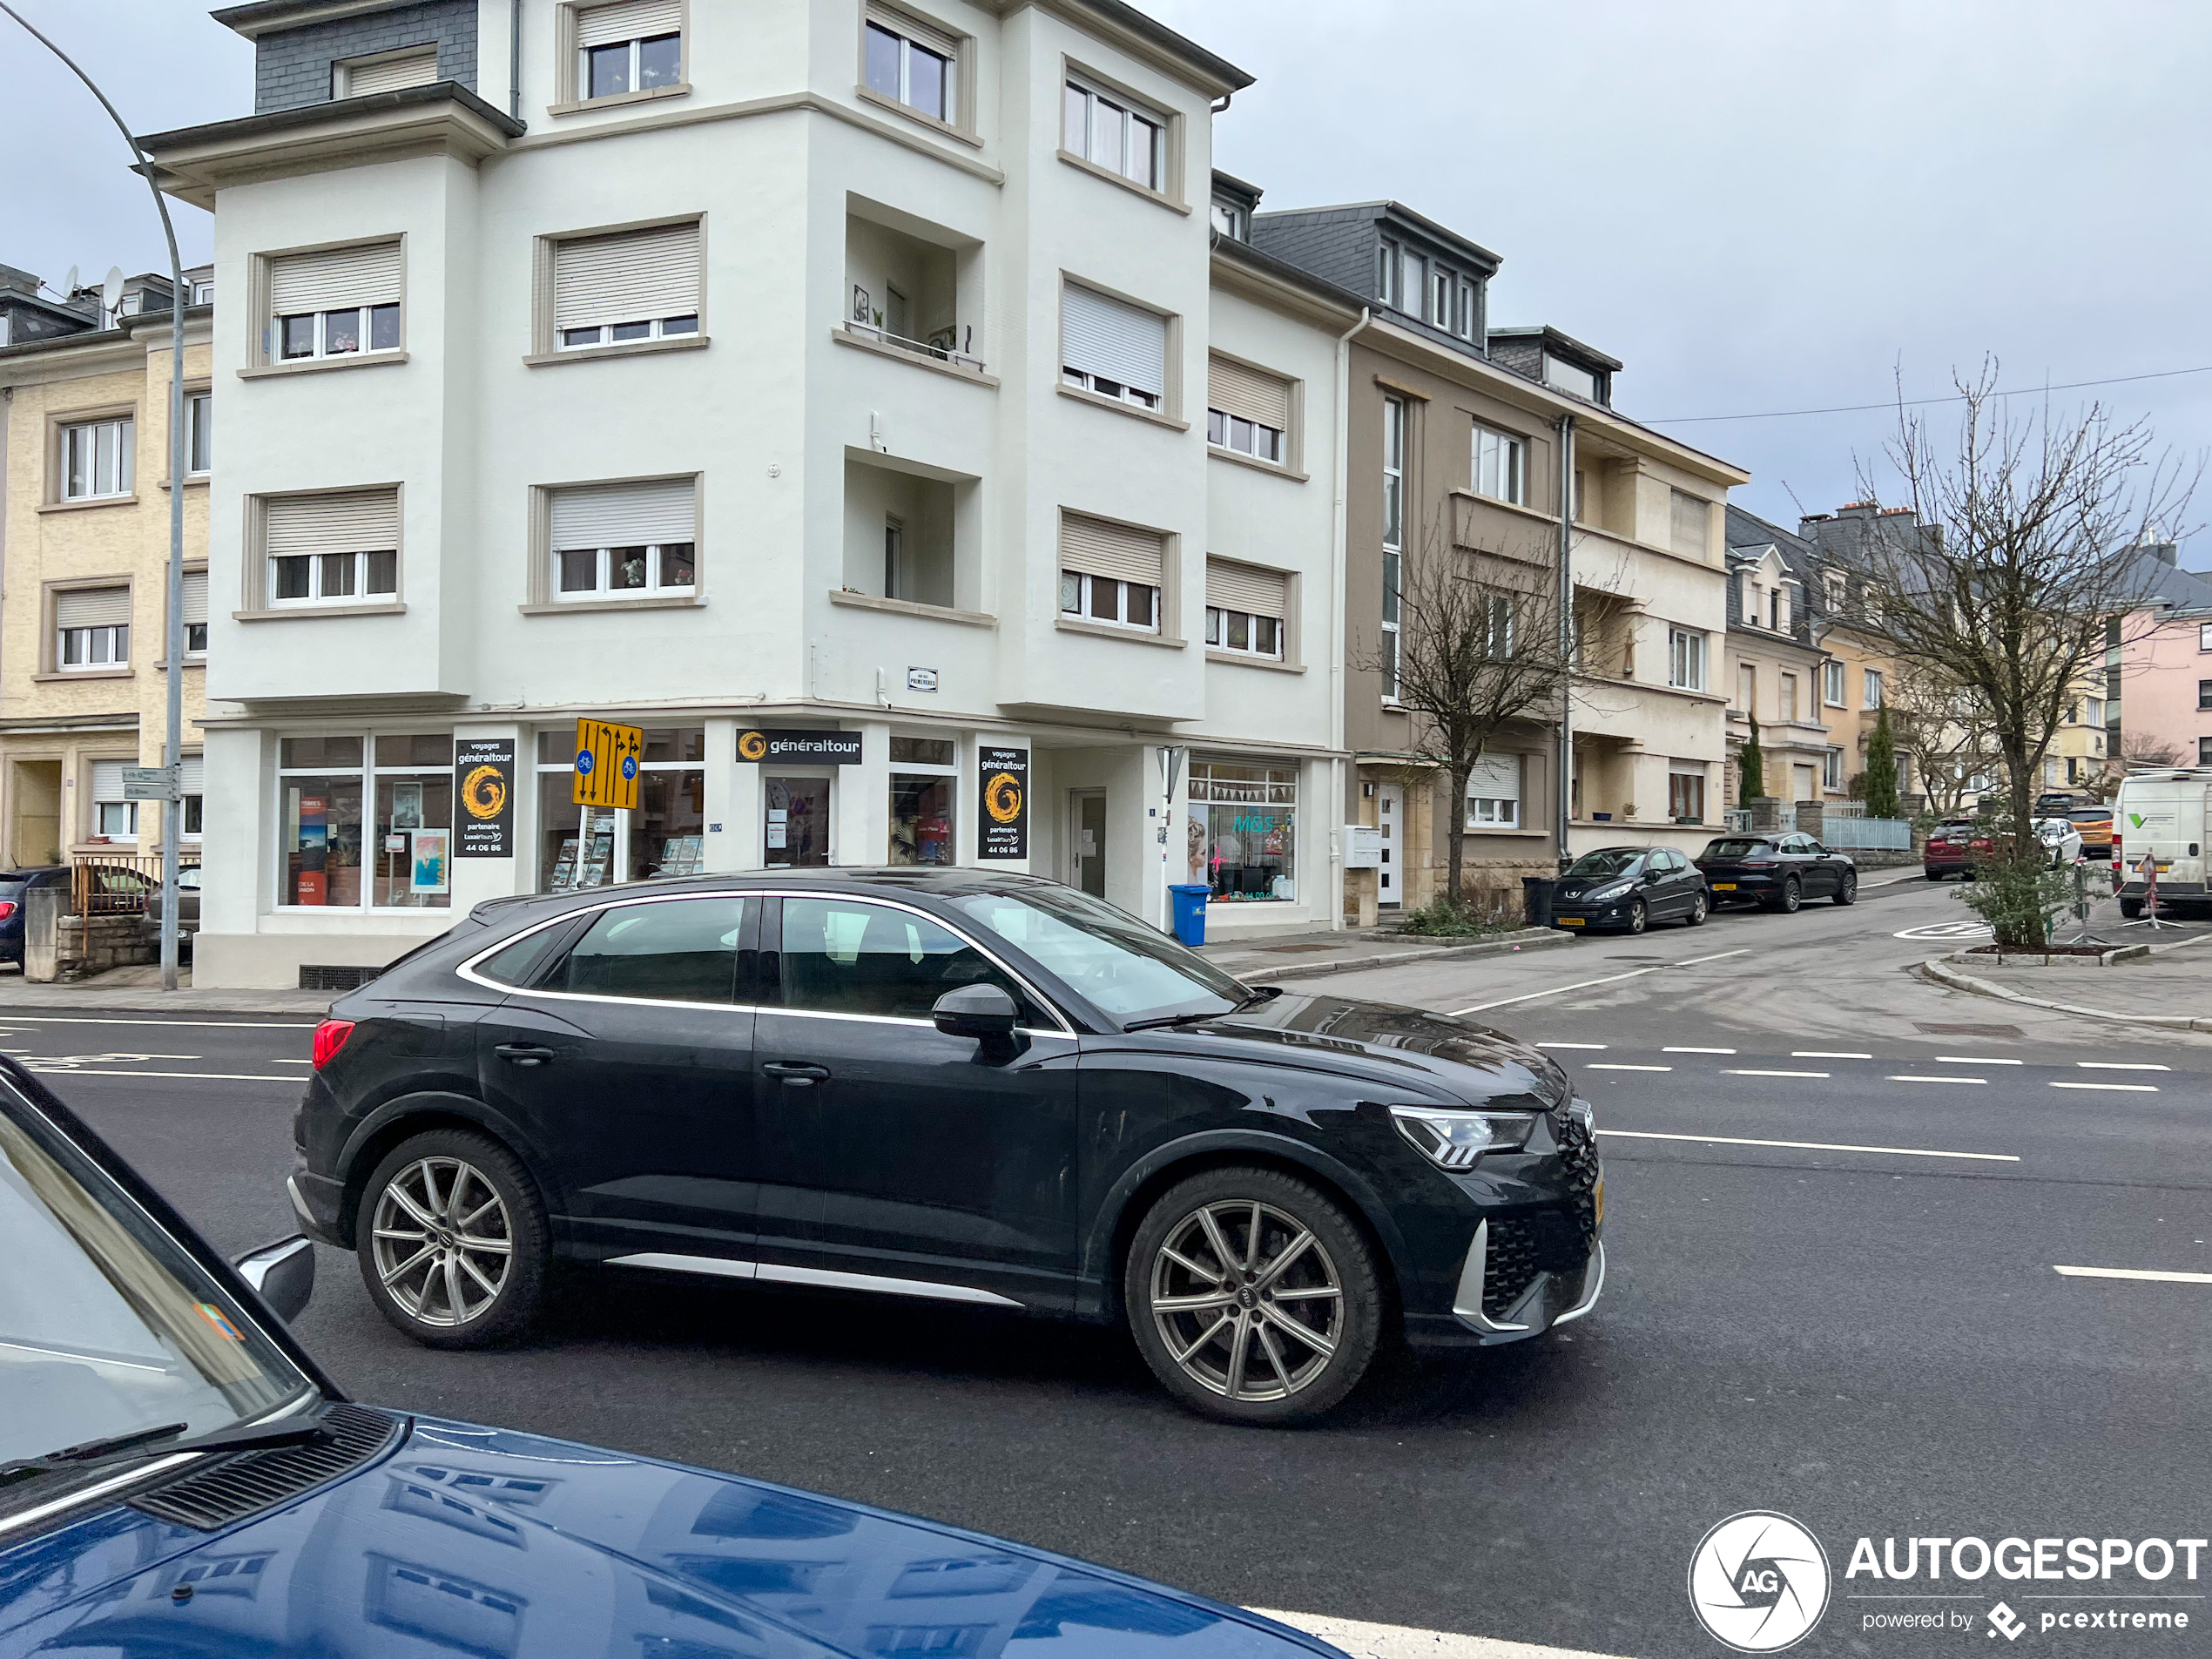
[509,0,523,120]
[1556,412,1575,867]
[1330,307,1369,931]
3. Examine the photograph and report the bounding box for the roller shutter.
[1060,513,1163,586]
[577,0,681,48]
[1062,285,1166,397]
[178,754,206,794]
[181,570,208,626]
[91,761,129,804]
[343,47,439,96]
[1205,559,1287,619]
[554,221,701,332]
[1207,354,1291,431]
[268,242,401,314]
[56,587,131,629]
[1467,753,1521,803]
[264,489,401,557]
[550,478,697,548]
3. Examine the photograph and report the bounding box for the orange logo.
[738,731,768,761]
[984,772,1022,824]
[461,765,507,821]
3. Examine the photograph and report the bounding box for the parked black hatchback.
[290,870,1604,1425]
[1548,846,1709,933]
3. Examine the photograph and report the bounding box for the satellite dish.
[60,264,78,298]
[102,266,125,324]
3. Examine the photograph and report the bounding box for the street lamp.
[3,2,192,991]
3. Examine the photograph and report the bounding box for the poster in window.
[409,828,450,894]
[389,781,424,831]
[977,746,1028,860]
[455,738,516,858]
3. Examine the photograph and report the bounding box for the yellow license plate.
[1711,882,1737,891]
[1594,1177,1604,1225]
[1558,916,1585,926]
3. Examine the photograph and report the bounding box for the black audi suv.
[290,870,1603,1425]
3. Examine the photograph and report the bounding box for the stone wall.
[54,914,157,982]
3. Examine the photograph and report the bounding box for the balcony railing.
[842,320,986,374]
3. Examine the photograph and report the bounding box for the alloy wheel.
[371,1157,514,1327]
[1689,892,1709,925]
[1148,1199,1344,1402]
[1627,899,1647,934]
[1781,878,1801,913]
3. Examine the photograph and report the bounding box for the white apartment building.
[145,0,1352,987]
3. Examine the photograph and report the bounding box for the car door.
[474,893,759,1260]
[1774,833,1817,896]
[1664,848,1699,914]
[1640,850,1679,918]
[1806,839,1847,889]
[749,893,1082,1310]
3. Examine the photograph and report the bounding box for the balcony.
[840,456,981,618]
[842,202,987,380]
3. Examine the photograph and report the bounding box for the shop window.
[276,733,452,909]
[1190,760,1297,903]
[890,735,956,866]
[536,725,705,890]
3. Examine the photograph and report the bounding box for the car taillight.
[312,1019,354,1069]
[0,901,15,921]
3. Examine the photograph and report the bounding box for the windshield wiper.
[1233,987,1284,1010]
[1123,986,1280,1032]
[0,1414,328,1488]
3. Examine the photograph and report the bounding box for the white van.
[2112,768,2212,917]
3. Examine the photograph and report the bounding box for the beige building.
[0,264,212,870]
[1723,507,1835,806]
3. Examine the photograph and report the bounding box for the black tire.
[2119,897,2143,920]
[356,1129,550,1350]
[1684,891,1709,927]
[1770,876,1802,914]
[1925,868,1945,881]
[1624,898,1648,935]
[1124,1166,1383,1426]
[1833,870,1858,906]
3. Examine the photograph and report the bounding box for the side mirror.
[233,1235,315,1324]
[933,982,1018,1040]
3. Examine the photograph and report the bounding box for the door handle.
[496,1043,556,1068]
[762,1062,830,1087]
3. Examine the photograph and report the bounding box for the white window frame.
[1204,605,1282,660]
[59,622,129,672]
[1375,240,1399,308]
[1381,395,1405,702]
[1062,76,1165,193]
[274,734,456,914]
[553,541,697,602]
[269,550,398,609]
[185,392,212,477]
[277,303,401,363]
[1822,748,1844,790]
[1472,423,1525,506]
[579,27,684,104]
[1484,594,1515,658]
[558,313,698,352]
[190,279,215,306]
[1466,755,1521,830]
[1863,668,1883,709]
[1823,659,1845,706]
[61,417,135,502]
[1669,626,1706,691]
[863,12,958,125]
[1205,408,1284,463]
[1063,366,1160,412]
[1209,200,1244,239]
[1454,275,1478,341]
[1059,570,1158,634]
[2199,621,2212,652]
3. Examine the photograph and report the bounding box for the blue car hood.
[0,1414,1338,1659]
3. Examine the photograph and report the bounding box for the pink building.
[2114,545,2212,768]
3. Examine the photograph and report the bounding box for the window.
[779,896,1038,1022]
[1779,671,1798,722]
[56,587,130,671]
[1472,423,1524,506]
[1737,663,1756,712]
[1455,275,1479,341]
[1060,513,1163,635]
[1542,355,1597,400]
[1374,240,1399,307]
[61,417,134,501]
[547,478,698,602]
[1485,594,1515,658]
[1822,748,1843,790]
[1206,354,1290,465]
[1062,283,1167,412]
[1669,489,1710,557]
[1400,250,1426,320]
[1209,199,1245,239]
[2084,696,2104,727]
[1864,668,1883,709]
[266,240,401,363]
[576,0,682,101]
[90,761,138,841]
[2200,679,2212,711]
[864,10,958,125]
[1823,660,1844,706]
[1668,765,1707,823]
[1190,761,1298,902]
[185,393,211,476]
[2201,622,2212,652]
[261,489,400,607]
[336,44,438,97]
[551,219,701,351]
[191,278,214,307]
[889,735,956,867]
[1768,587,1783,631]
[1669,627,1705,691]
[2201,737,2212,765]
[279,733,452,909]
[553,896,745,1003]
[1204,559,1287,660]
[1381,397,1404,699]
[1466,752,1520,828]
[538,726,705,889]
[1063,77,1164,192]
[181,570,208,656]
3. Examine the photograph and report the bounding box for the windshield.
[1,1089,313,1489]
[1565,849,1644,879]
[945,887,1244,1026]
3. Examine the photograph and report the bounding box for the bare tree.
[2119,732,2188,770]
[1354,522,1569,907]
[1831,364,2195,931]
[1878,661,2000,817]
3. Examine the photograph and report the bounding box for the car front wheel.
[1625,898,1648,934]
[357,1130,549,1349]
[1125,1167,1382,1426]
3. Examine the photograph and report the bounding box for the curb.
[1918,956,2212,1030]
[1235,927,1571,985]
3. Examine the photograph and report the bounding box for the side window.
[475,921,583,989]
[553,896,747,1003]
[778,897,1042,1023]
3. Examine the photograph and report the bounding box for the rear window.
[1701,840,1768,860]
[2067,808,2111,822]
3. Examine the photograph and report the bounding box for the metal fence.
[1819,815,1912,851]
[71,854,194,916]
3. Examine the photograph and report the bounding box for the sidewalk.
[1923,932,2212,1029]
[0,966,330,1017]
[1198,925,1568,985]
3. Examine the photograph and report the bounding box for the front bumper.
[1549,902,1629,929]
[1449,1221,1605,1340]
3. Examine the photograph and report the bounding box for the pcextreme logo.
[1689,1512,1831,1652]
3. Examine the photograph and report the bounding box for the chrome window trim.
[456,886,1076,1035]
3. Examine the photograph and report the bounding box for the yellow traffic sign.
[573,718,644,811]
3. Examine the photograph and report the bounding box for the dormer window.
[1210,199,1246,239]
[1542,354,1597,401]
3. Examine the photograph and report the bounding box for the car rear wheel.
[1125,1167,1382,1426]
[357,1129,549,1349]
[1770,876,1802,914]
[1684,891,1709,927]
[1925,868,1946,881]
[1833,870,1858,906]
[2119,897,2143,920]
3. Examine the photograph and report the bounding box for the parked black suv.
[290,869,1604,1424]
[1695,833,1858,910]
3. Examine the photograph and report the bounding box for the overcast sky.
[8,1,2209,560]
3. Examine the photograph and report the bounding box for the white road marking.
[23,1068,302,1082]
[1586,1063,1671,1072]
[1599,1128,2019,1163]
[1451,949,1746,1015]
[1534,1042,1607,1050]
[1724,1069,1831,1078]
[1936,1055,2021,1065]
[2049,1081,2159,1092]
[1251,1609,1633,1659]
[272,1057,314,1065]
[1794,1050,1872,1059]
[2054,1265,2212,1284]
[1887,1075,1988,1084]
[1663,1046,1735,1054]
[2076,1062,2170,1071]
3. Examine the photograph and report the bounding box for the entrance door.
[1377,783,1403,907]
[1069,790,1106,897]
[11,761,61,867]
[765,777,831,868]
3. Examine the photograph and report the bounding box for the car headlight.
[1389,1104,1537,1169]
[1584,881,1631,903]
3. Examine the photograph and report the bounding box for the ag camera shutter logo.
[1689,1511,1831,1651]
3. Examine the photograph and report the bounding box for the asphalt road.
[20,879,2212,1659]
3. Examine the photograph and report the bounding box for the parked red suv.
[1922,819,1992,880]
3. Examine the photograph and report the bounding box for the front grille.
[300,963,379,992]
[130,1405,401,1531]
[1556,1115,1602,1248]
[1481,1219,1545,1317]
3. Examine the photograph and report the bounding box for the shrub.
[1955,835,2073,949]
[1399,894,1513,937]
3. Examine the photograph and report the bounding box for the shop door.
[765,777,832,868]
[1378,783,1403,907]
[1069,790,1106,897]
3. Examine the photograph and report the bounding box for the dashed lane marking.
[1534,1042,1607,1050]
[2078,1062,2170,1071]
[1886,1075,1988,1084]
[2050,1081,2159,1092]
[1794,1050,1872,1059]
[2054,1265,2212,1285]
[1251,1609,1634,1659]
[1724,1069,1830,1078]
[1663,1046,1735,1054]
[1598,1128,2019,1163]
[1586,1063,1672,1072]
[1936,1055,2021,1065]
